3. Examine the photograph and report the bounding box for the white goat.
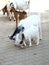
[15,25,39,47]
[11,0,29,11]
[15,15,42,47]
[18,15,42,40]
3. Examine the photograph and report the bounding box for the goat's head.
[10,3,16,12]
[10,3,14,8]
[15,32,26,48]
[19,11,27,20]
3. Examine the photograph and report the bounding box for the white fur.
[10,0,29,10]
[23,26,39,46]
[15,25,39,46]
[18,15,42,40]
[15,15,42,46]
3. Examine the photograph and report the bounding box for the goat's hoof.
[8,35,14,40]
[20,44,26,49]
[40,39,42,40]
[40,37,42,40]
[9,19,11,21]
[20,46,26,49]
[36,43,39,46]
[29,45,32,47]
[14,20,15,21]
[40,38,42,40]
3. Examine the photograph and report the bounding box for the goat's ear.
[22,33,25,40]
[10,3,14,7]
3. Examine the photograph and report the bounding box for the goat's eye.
[20,41,23,44]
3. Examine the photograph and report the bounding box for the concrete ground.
[0,11,49,65]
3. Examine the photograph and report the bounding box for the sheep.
[15,25,39,48]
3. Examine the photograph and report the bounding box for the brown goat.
[2,4,13,21]
[2,3,27,27]
[11,6,27,27]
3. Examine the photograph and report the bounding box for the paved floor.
[0,11,49,65]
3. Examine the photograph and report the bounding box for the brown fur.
[2,5,13,16]
[2,5,8,15]
[11,6,27,27]
[2,3,27,27]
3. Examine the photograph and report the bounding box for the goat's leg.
[38,19,42,40]
[12,12,15,21]
[8,11,12,21]
[3,11,5,15]
[20,41,26,48]
[7,11,9,16]
[39,23,42,40]
[23,41,26,46]
[15,14,19,27]
[29,38,32,47]
[36,33,39,45]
